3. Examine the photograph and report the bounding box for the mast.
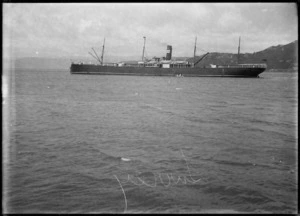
[142,36,146,62]
[237,36,241,64]
[193,36,197,67]
[101,38,105,66]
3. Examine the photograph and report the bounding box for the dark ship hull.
[70,63,266,77]
[71,37,267,77]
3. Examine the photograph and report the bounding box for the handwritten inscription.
[114,149,202,212]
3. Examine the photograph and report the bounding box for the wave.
[202,158,287,171]
[202,184,276,205]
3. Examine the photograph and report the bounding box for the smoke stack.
[166,45,172,60]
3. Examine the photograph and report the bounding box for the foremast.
[237,36,241,64]
[193,36,197,67]
[101,38,105,66]
[142,36,146,62]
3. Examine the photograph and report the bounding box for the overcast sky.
[3,3,298,60]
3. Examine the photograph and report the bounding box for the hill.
[191,40,297,71]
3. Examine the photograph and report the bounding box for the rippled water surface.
[3,69,298,213]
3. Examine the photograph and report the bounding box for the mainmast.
[142,36,146,62]
[237,36,241,64]
[101,38,105,66]
[193,36,197,67]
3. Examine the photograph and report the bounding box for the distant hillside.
[14,55,140,70]
[191,40,298,71]
[13,40,298,71]
[247,40,298,70]
[15,57,71,70]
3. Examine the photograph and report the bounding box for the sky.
[3,3,298,60]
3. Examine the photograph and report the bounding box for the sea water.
[3,69,298,213]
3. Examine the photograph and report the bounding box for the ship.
[70,37,267,77]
